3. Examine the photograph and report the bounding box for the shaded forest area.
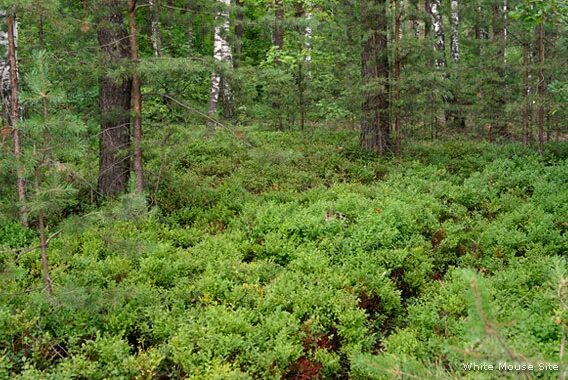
[0,0,567,379]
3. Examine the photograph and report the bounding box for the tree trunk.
[523,41,530,147]
[235,0,244,66]
[149,0,162,57]
[304,12,313,66]
[360,0,390,154]
[536,21,545,155]
[128,0,144,193]
[207,0,234,129]
[424,0,432,38]
[274,0,284,51]
[430,0,446,69]
[409,0,420,38]
[96,0,132,197]
[393,0,402,154]
[492,4,507,139]
[450,0,460,64]
[5,13,27,226]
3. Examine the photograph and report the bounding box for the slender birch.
[2,12,27,226]
[450,0,460,64]
[207,0,233,129]
[149,0,162,57]
[430,0,446,69]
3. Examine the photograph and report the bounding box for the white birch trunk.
[304,12,313,65]
[149,0,162,57]
[450,0,460,64]
[0,10,20,124]
[207,0,233,127]
[430,0,446,69]
[503,0,508,61]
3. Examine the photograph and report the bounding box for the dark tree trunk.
[274,0,284,51]
[492,4,507,139]
[235,0,244,66]
[96,0,132,197]
[536,21,545,155]
[393,0,402,153]
[523,40,531,147]
[424,0,431,38]
[128,0,144,193]
[360,0,390,154]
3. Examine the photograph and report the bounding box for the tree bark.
[128,0,144,193]
[5,13,27,226]
[430,0,446,69]
[424,0,431,38]
[360,0,390,154]
[394,0,402,154]
[149,0,162,57]
[523,42,530,147]
[536,21,545,155]
[207,0,234,128]
[450,0,460,64]
[96,0,132,197]
[274,0,284,51]
[235,0,244,66]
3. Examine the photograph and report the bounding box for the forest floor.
[1,127,568,379]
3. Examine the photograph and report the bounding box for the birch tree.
[207,0,233,129]
[1,10,27,226]
[450,0,460,64]
[149,0,162,57]
[430,0,446,69]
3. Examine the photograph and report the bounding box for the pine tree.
[96,0,132,197]
[360,0,390,154]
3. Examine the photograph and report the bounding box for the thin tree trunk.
[450,0,460,64]
[235,0,244,66]
[448,0,465,129]
[409,0,420,38]
[271,0,285,129]
[536,21,545,155]
[360,0,390,154]
[304,11,313,66]
[207,0,233,129]
[6,14,27,226]
[149,0,162,57]
[424,0,431,38]
[274,0,284,51]
[96,0,132,197]
[523,42,530,146]
[394,0,402,154]
[128,0,144,193]
[430,0,446,69]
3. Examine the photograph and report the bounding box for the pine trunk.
[536,21,545,155]
[128,0,144,193]
[274,0,284,51]
[523,41,530,147]
[394,0,402,154]
[360,0,390,154]
[96,0,132,197]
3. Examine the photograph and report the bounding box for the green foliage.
[1,129,567,378]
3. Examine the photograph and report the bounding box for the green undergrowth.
[1,127,567,379]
